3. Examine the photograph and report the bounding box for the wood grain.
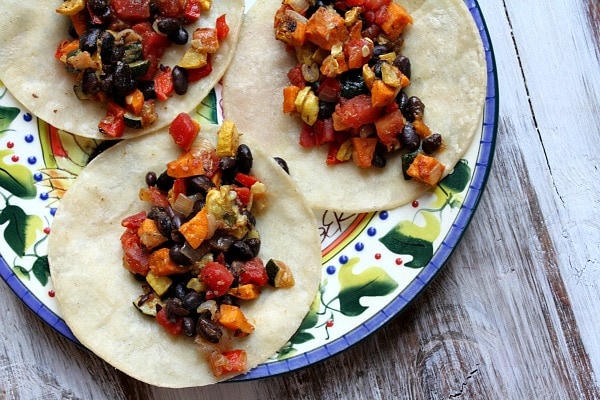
[1,0,599,398]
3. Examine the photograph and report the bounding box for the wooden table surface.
[2,0,599,398]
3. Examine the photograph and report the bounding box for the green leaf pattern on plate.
[0,149,37,199]
[0,204,43,257]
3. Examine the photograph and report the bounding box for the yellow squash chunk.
[216,121,240,157]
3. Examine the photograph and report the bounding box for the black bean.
[372,44,391,58]
[400,122,420,151]
[156,17,181,35]
[274,157,290,174]
[244,238,261,258]
[182,291,204,312]
[81,71,100,95]
[191,198,206,216]
[79,28,102,54]
[156,171,175,191]
[373,60,386,79]
[172,66,189,95]
[228,240,254,262]
[165,298,188,319]
[396,91,409,115]
[172,282,187,300]
[393,55,411,79]
[169,244,192,265]
[339,70,368,98]
[197,317,223,343]
[219,156,237,184]
[219,294,238,307]
[168,27,189,45]
[150,208,172,237]
[422,133,442,154]
[88,0,110,16]
[111,44,125,65]
[236,144,253,174]
[137,80,157,100]
[99,74,114,97]
[188,175,215,195]
[372,142,387,168]
[113,62,135,97]
[99,31,115,65]
[406,96,425,122]
[182,317,196,337]
[318,101,336,119]
[145,171,157,187]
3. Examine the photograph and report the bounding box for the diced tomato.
[234,173,259,188]
[155,0,186,17]
[216,14,230,41]
[187,61,213,82]
[313,118,335,146]
[110,0,151,21]
[169,112,200,150]
[344,38,374,69]
[55,39,80,61]
[239,258,269,286]
[334,94,381,129]
[133,24,171,80]
[363,0,391,11]
[287,64,306,88]
[209,349,247,376]
[221,350,247,373]
[346,0,365,5]
[120,229,150,275]
[183,0,202,23]
[121,211,148,230]
[140,185,171,208]
[98,102,126,138]
[233,186,251,206]
[172,178,188,200]
[316,78,340,102]
[155,307,183,335]
[154,67,174,101]
[326,142,343,165]
[201,262,234,297]
[299,123,315,147]
[374,109,404,149]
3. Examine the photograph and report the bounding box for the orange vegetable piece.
[70,12,88,37]
[377,3,413,41]
[371,80,397,108]
[283,86,301,113]
[166,150,205,178]
[149,248,188,275]
[351,137,378,168]
[413,119,433,138]
[274,5,307,47]
[406,153,446,185]
[305,7,349,50]
[192,28,220,53]
[218,304,255,336]
[137,218,168,249]
[228,284,261,300]
[125,88,145,116]
[178,207,209,249]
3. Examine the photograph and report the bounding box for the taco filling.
[0,0,243,140]
[275,0,444,184]
[55,0,230,137]
[47,121,321,387]
[121,121,295,377]
[221,0,487,212]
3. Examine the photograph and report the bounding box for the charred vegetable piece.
[265,259,295,288]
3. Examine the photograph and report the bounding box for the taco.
[0,0,243,139]
[47,123,322,387]
[221,0,487,212]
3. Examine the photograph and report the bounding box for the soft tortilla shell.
[222,0,486,212]
[47,125,322,387]
[0,0,243,139]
